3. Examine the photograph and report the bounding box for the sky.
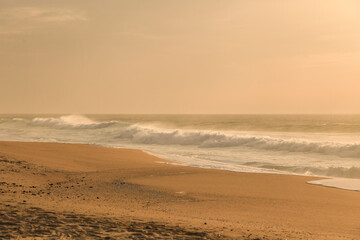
[1,0,360,114]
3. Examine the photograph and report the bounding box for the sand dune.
[0,141,359,239]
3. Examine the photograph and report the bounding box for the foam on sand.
[308,178,360,191]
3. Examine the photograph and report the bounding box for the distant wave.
[116,125,360,158]
[12,118,25,121]
[29,115,117,129]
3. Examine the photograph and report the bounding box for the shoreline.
[0,141,359,239]
[129,147,360,192]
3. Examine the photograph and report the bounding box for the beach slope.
[0,141,359,239]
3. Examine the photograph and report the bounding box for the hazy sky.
[1,0,360,114]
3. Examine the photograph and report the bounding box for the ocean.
[1,114,360,191]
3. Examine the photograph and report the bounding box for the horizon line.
[2,113,360,115]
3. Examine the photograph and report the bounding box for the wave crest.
[117,125,360,158]
[30,115,117,129]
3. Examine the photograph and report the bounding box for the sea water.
[1,114,360,191]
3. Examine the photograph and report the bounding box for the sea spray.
[30,115,118,129]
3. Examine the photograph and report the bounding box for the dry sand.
[0,141,359,239]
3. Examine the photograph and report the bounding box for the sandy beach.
[0,141,359,239]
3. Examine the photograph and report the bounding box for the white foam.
[308,178,360,191]
[12,118,25,121]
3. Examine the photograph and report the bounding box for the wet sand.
[0,141,359,239]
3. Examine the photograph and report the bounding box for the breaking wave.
[117,125,360,158]
[30,115,117,129]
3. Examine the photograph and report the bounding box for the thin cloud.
[116,31,164,40]
[272,51,360,69]
[0,7,87,35]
